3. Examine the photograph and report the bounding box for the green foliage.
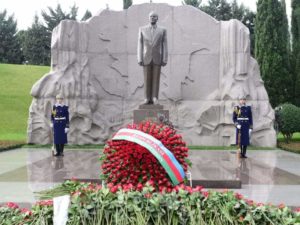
[0,63,49,141]
[199,0,256,55]
[200,0,232,20]
[291,0,300,106]
[81,10,92,21]
[21,15,50,65]
[0,10,23,64]
[275,103,300,143]
[41,4,78,33]
[231,0,256,55]
[277,132,300,142]
[36,4,78,65]
[7,180,296,225]
[182,0,202,8]
[123,0,133,9]
[0,204,32,225]
[255,0,292,107]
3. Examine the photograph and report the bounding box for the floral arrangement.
[100,121,190,190]
[1,180,300,225]
[2,121,300,224]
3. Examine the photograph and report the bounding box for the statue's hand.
[138,61,143,66]
[162,62,167,66]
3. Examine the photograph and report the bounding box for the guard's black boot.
[60,144,64,156]
[54,144,61,156]
[242,146,247,158]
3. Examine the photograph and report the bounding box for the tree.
[199,0,255,55]
[38,4,79,65]
[22,15,50,65]
[275,103,300,143]
[281,0,292,99]
[255,0,292,107]
[0,10,23,64]
[123,0,132,9]
[231,0,256,55]
[15,30,26,63]
[291,0,300,106]
[182,0,202,8]
[81,10,92,21]
[200,0,232,21]
[231,0,244,19]
[41,4,78,33]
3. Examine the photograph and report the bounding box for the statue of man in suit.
[137,11,168,104]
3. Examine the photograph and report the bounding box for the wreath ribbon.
[112,128,185,185]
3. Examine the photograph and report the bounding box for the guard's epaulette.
[234,105,240,114]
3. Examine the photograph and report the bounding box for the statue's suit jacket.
[137,25,168,66]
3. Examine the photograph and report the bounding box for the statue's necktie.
[151,27,155,40]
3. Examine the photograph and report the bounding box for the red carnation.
[6,202,19,209]
[100,121,190,190]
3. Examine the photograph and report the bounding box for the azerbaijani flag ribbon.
[112,128,185,185]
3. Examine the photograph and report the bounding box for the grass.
[0,63,299,153]
[277,132,300,142]
[0,63,49,141]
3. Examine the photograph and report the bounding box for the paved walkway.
[0,148,300,208]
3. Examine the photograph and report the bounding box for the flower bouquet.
[100,121,191,190]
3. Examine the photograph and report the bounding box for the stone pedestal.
[133,104,169,124]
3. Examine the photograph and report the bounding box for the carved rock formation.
[27,3,276,147]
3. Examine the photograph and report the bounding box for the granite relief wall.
[27,3,276,147]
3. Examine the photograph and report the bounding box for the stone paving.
[0,148,300,208]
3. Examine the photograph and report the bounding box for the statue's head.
[149,11,158,25]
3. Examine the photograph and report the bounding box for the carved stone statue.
[27,4,276,147]
[137,11,168,104]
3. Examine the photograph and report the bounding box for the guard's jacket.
[51,104,69,144]
[233,104,253,146]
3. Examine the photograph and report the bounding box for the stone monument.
[27,3,276,147]
[134,11,169,123]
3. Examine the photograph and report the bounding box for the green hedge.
[275,103,300,143]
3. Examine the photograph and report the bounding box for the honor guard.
[51,94,69,156]
[233,96,253,158]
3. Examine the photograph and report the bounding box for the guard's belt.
[54,117,66,120]
[237,118,249,121]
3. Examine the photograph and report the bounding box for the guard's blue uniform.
[51,104,69,144]
[233,104,253,157]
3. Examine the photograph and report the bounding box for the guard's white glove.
[249,129,252,136]
[236,124,241,129]
[65,128,69,133]
[50,123,53,128]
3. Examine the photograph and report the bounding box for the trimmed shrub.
[275,103,300,143]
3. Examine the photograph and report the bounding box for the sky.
[0,0,292,31]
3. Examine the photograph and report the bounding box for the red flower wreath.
[100,121,190,190]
